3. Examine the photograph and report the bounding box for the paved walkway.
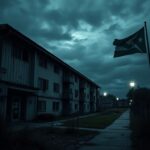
[79,110,131,150]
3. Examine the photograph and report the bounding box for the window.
[75,76,78,82]
[87,94,89,98]
[54,64,60,74]
[75,104,78,110]
[75,90,78,98]
[53,83,60,93]
[0,41,2,66]
[22,49,29,62]
[53,102,59,112]
[93,96,95,100]
[39,55,47,68]
[37,101,46,112]
[12,48,29,62]
[38,78,49,91]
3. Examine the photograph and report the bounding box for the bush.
[130,88,150,150]
[34,114,56,122]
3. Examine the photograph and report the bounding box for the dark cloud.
[1,0,150,98]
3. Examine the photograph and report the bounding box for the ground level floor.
[0,82,98,122]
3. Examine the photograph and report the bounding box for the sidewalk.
[79,110,131,150]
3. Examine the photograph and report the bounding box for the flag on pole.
[113,27,147,57]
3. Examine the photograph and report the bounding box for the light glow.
[129,81,135,87]
[103,92,107,96]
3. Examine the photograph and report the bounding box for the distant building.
[0,24,100,122]
[100,94,117,110]
[117,99,129,108]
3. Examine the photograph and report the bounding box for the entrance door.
[11,97,21,121]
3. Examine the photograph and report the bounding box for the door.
[11,97,21,121]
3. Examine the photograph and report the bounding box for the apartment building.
[0,24,100,122]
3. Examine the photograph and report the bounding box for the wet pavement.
[79,110,131,150]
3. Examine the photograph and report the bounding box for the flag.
[113,27,147,57]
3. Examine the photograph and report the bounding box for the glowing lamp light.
[116,97,119,101]
[129,81,135,88]
[103,92,107,96]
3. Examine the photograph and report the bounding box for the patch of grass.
[1,125,98,150]
[30,126,99,137]
[63,108,126,129]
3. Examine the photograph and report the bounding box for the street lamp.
[116,97,119,101]
[103,92,107,97]
[129,81,136,88]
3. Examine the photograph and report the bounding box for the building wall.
[1,38,33,86]
[34,52,63,115]
[0,83,7,119]
[70,74,80,113]
[83,82,90,113]
[0,27,100,121]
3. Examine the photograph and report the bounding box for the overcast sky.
[1,0,150,98]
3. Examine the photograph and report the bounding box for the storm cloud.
[1,0,150,98]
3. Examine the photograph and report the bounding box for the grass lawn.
[63,108,127,129]
[0,125,98,150]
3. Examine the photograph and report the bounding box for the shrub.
[130,88,150,150]
[34,114,56,122]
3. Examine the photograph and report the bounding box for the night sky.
[1,0,150,98]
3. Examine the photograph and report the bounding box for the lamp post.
[128,81,136,106]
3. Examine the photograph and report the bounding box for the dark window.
[0,40,3,66]
[22,49,29,62]
[75,104,78,110]
[37,101,46,112]
[75,76,78,82]
[39,55,47,68]
[75,90,78,98]
[93,96,95,100]
[38,78,49,91]
[52,102,59,112]
[12,48,29,62]
[13,48,22,59]
[54,65,60,74]
[87,94,89,98]
[53,83,60,93]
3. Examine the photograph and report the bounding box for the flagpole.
[144,21,150,65]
